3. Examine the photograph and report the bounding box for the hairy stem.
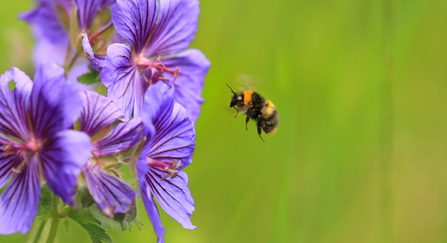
[46,194,59,243]
[64,52,80,75]
[46,218,59,243]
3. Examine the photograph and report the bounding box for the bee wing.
[235,73,264,92]
[223,105,239,117]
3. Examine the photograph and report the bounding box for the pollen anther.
[136,55,181,82]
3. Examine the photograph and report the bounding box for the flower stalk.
[46,194,60,243]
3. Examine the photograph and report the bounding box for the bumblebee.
[227,83,279,142]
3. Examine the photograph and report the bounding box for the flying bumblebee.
[227,83,279,142]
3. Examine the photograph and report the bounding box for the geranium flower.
[20,0,116,83]
[98,0,210,122]
[0,63,91,234]
[137,81,196,242]
[79,91,144,217]
[19,0,73,65]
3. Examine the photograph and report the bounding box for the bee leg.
[233,107,239,118]
[246,116,250,130]
[257,126,265,143]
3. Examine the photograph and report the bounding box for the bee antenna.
[226,83,236,95]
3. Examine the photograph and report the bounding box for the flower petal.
[146,169,196,229]
[161,49,210,123]
[144,0,199,56]
[0,136,22,189]
[32,38,67,66]
[100,43,145,120]
[82,162,135,217]
[136,123,155,188]
[30,63,83,138]
[136,121,160,241]
[142,80,175,128]
[0,158,40,234]
[19,2,68,45]
[150,102,194,169]
[74,0,103,30]
[82,33,106,72]
[111,0,159,54]
[141,177,166,243]
[19,1,71,66]
[142,81,195,168]
[94,117,144,156]
[40,130,91,204]
[80,91,124,137]
[102,0,116,8]
[0,67,33,141]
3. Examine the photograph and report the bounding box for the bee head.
[227,83,242,108]
[230,94,243,108]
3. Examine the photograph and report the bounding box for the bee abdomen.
[257,109,279,134]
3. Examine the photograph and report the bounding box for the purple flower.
[0,63,91,234]
[21,0,116,42]
[82,33,107,72]
[19,0,70,65]
[137,81,196,242]
[79,91,144,217]
[20,0,116,82]
[74,0,115,31]
[100,0,210,122]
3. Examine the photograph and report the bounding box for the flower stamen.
[136,55,181,82]
[3,140,40,155]
[91,150,106,167]
[148,159,182,180]
[11,168,21,173]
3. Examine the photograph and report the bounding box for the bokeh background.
[1,0,447,242]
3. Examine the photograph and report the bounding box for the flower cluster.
[0,0,209,242]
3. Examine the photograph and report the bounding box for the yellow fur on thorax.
[262,100,275,117]
[243,91,254,105]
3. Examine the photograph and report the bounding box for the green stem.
[46,218,59,243]
[64,52,80,75]
[52,193,58,216]
[46,194,59,243]
[32,220,47,243]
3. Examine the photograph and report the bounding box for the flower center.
[3,140,40,155]
[3,140,41,173]
[24,140,40,153]
[147,158,182,180]
[136,55,180,83]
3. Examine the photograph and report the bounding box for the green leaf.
[37,184,53,216]
[89,206,120,229]
[113,201,141,231]
[80,222,113,243]
[66,207,113,243]
[63,219,71,235]
[77,185,95,209]
[37,211,53,221]
[67,207,98,224]
[78,66,100,85]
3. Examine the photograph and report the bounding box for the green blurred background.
[1,0,447,242]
